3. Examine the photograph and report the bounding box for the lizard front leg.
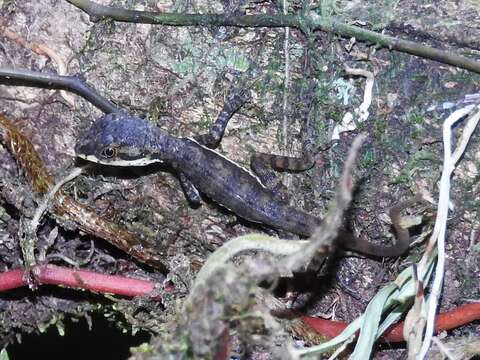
[180,88,249,205]
[178,172,202,207]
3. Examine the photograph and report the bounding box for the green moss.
[407,111,425,125]
[410,127,424,140]
[37,314,65,335]
[444,70,480,89]
[392,172,409,185]
[360,146,376,168]
[130,342,155,355]
[366,0,401,30]
[216,48,250,72]
[391,149,439,185]
[172,58,196,76]
[373,117,387,136]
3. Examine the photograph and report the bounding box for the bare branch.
[0,67,120,113]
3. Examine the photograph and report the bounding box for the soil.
[0,0,479,359]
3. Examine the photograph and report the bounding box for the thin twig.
[65,0,480,74]
[21,167,84,267]
[192,234,307,292]
[0,67,120,113]
[31,167,84,233]
[431,337,458,360]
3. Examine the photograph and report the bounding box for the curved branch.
[65,0,480,74]
[0,67,120,113]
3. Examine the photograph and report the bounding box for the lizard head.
[75,112,171,166]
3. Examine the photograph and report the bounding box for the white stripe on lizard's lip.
[77,154,162,166]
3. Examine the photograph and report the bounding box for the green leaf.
[350,284,399,359]
[0,348,10,360]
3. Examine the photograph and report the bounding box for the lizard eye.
[101,147,116,159]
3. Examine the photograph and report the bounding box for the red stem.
[0,268,24,291]
[301,302,480,343]
[0,265,159,298]
[4,266,477,347]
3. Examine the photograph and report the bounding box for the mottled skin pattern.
[177,139,322,235]
[75,113,321,236]
[76,112,413,257]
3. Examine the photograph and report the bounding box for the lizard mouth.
[77,153,161,167]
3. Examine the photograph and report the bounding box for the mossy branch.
[66,0,480,74]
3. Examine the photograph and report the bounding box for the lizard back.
[173,138,322,237]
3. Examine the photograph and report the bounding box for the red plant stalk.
[0,268,24,292]
[3,266,478,348]
[301,302,480,343]
[0,264,159,298]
